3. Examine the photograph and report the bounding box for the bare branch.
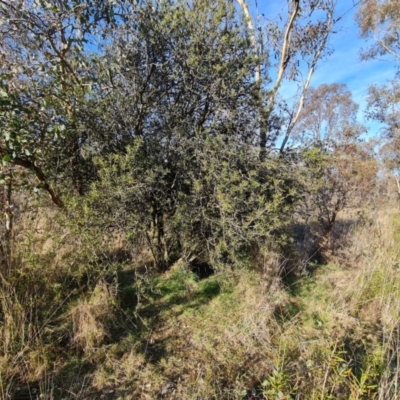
[280,7,335,153]
[267,0,300,114]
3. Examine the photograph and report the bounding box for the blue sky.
[251,0,398,137]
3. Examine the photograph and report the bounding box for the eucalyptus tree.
[356,0,400,133]
[357,0,400,62]
[236,0,342,156]
[0,0,134,205]
[294,84,377,252]
[356,0,400,197]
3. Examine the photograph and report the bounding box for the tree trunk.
[149,204,169,272]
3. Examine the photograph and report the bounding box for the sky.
[250,0,398,138]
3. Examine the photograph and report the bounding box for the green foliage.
[0,0,118,200]
[261,368,293,399]
[77,135,299,271]
[31,0,295,272]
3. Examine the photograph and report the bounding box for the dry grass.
[70,280,118,354]
[1,202,400,399]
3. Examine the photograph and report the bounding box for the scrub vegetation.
[0,0,399,398]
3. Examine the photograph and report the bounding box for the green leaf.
[2,154,11,162]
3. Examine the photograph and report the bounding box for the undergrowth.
[1,205,400,399]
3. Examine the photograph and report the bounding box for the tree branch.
[267,0,300,115]
[235,0,260,83]
[11,158,64,208]
[280,10,334,153]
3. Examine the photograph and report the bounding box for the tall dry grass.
[1,197,400,399]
